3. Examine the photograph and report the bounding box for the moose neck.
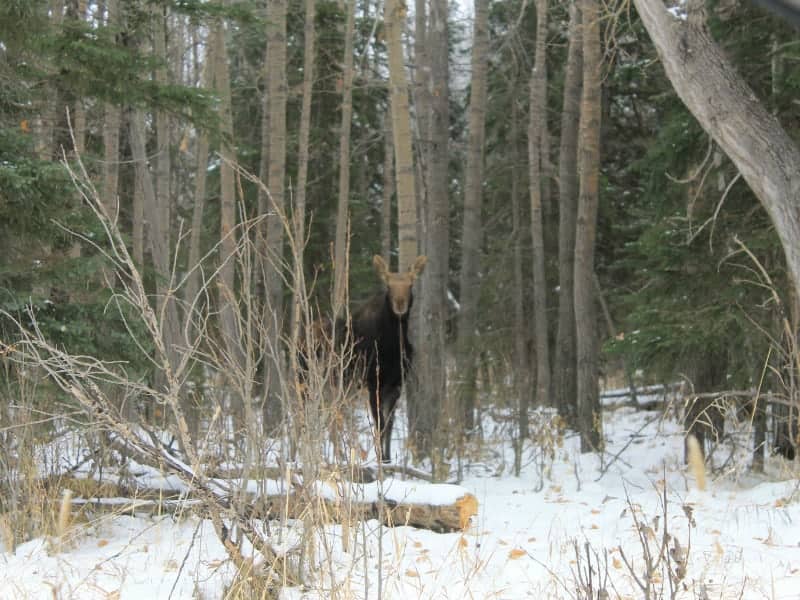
[382,293,411,335]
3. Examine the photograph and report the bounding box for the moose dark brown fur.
[347,255,426,462]
[299,255,426,462]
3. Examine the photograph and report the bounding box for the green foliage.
[601,5,794,387]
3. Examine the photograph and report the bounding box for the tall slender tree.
[128,109,181,382]
[184,32,212,335]
[263,0,288,425]
[455,0,490,434]
[574,0,603,452]
[212,11,245,384]
[385,0,418,272]
[512,96,529,475]
[153,2,172,274]
[333,0,356,319]
[101,0,121,221]
[418,0,449,469]
[295,0,316,253]
[385,0,425,458]
[554,0,582,423]
[528,0,551,409]
[382,111,395,265]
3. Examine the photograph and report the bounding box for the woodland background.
[2,0,800,490]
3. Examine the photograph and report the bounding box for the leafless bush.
[616,483,692,600]
[0,148,378,596]
[570,539,611,600]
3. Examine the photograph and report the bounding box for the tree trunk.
[385,0,422,458]
[512,98,529,475]
[574,0,602,453]
[132,117,144,268]
[414,0,429,185]
[37,0,64,160]
[153,2,172,277]
[333,0,356,319]
[294,0,315,265]
[418,0,449,473]
[183,46,211,337]
[454,0,489,436]
[554,1,582,425]
[528,0,551,409]
[212,14,246,387]
[382,111,395,266]
[128,110,182,383]
[632,0,800,302]
[263,0,288,428]
[72,0,87,153]
[102,0,121,221]
[386,0,418,273]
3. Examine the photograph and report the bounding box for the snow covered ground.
[1,404,799,599]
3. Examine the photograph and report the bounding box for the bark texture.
[574,0,602,453]
[418,0,449,470]
[101,0,121,221]
[455,0,490,434]
[212,14,245,378]
[385,0,418,272]
[528,0,551,409]
[554,0,582,423]
[512,99,529,475]
[382,112,395,265]
[333,0,357,319]
[263,0,288,425]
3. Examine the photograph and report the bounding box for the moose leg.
[379,385,401,463]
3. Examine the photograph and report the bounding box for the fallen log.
[53,475,478,533]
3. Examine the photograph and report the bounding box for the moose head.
[372,255,427,317]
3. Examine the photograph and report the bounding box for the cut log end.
[456,493,479,530]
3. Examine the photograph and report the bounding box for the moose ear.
[409,255,427,279]
[373,255,390,282]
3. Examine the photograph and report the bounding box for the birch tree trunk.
[574,0,603,453]
[385,0,423,459]
[632,0,800,301]
[333,0,356,319]
[554,0,582,424]
[385,0,418,273]
[528,0,551,409]
[382,112,395,266]
[455,0,490,434]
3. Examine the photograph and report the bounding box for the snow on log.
[247,478,478,533]
[53,475,479,533]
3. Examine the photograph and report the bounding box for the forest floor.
[1,394,799,599]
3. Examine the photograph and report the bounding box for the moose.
[299,255,427,463]
[349,254,427,462]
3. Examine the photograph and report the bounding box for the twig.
[169,517,203,600]
[596,414,658,481]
